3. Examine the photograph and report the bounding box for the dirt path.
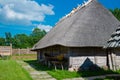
[17,60,56,80]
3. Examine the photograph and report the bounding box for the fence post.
[27,47,29,54]
[10,43,12,55]
[19,48,20,55]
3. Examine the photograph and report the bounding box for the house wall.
[68,47,107,70]
[112,48,120,70]
[36,46,107,70]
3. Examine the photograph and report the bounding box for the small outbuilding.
[106,25,120,70]
[32,0,120,70]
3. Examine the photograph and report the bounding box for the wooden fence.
[0,45,36,56]
[12,48,36,55]
[0,46,12,56]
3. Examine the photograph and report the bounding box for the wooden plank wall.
[69,47,107,70]
[0,46,12,56]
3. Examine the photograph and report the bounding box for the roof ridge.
[55,0,93,25]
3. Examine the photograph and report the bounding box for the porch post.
[107,49,113,70]
[107,49,117,70]
[111,49,116,70]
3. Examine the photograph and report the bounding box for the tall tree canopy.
[110,8,120,21]
[13,34,30,48]
[30,28,47,46]
[5,32,12,46]
[0,37,5,46]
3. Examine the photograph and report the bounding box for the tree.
[13,34,31,48]
[5,32,12,46]
[1,28,47,48]
[110,8,120,21]
[0,37,5,46]
[30,28,47,46]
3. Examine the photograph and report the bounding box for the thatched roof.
[106,25,120,48]
[32,0,120,50]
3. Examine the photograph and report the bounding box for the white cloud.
[0,0,54,25]
[37,24,53,32]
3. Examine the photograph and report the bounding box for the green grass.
[0,60,32,80]
[48,69,118,80]
[11,53,37,60]
[25,60,118,80]
[48,70,80,80]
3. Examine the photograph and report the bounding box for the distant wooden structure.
[0,45,12,56]
[32,0,120,71]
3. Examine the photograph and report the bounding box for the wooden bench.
[44,54,65,70]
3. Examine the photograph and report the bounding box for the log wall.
[68,47,107,70]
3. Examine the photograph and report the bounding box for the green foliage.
[0,37,5,46]
[0,28,47,48]
[0,60,32,80]
[5,32,12,46]
[30,28,47,46]
[110,8,120,21]
[13,34,31,48]
[0,55,11,60]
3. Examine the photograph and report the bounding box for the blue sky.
[0,0,120,37]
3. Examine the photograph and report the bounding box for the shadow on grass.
[24,60,54,71]
[77,69,119,77]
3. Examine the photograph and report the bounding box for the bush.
[0,55,11,60]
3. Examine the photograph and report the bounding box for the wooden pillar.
[94,56,97,64]
[107,49,113,70]
[108,53,113,70]
[37,51,39,61]
[107,49,117,71]
[106,49,110,69]
[38,50,44,61]
[94,48,97,64]
[111,50,117,70]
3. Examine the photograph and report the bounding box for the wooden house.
[32,0,120,70]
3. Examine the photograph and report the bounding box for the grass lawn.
[25,60,119,80]
[0,60,32,80]
[11,53,37,60]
